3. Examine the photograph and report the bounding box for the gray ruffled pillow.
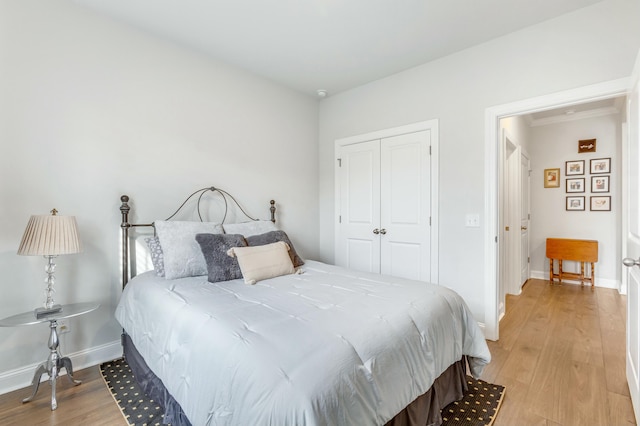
[155,221,223,279]
[196,233,247,283]
[145,236,165,277]
[245,230,304,267]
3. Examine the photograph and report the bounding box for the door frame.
[334,119,440,284]
[483,78,629,341]
[520,149,531,289]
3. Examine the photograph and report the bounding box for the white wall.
[318,0,640,322]
[0,0,318,391]
[529,113,622,286]
[501,116,531,156]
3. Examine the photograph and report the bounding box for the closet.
[335,126,434,282]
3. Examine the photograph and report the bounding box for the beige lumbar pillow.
[227,241,295,285]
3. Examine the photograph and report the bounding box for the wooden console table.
[546,238,598,287]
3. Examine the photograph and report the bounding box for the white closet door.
[336,140,381,273]
[380,131,431,281]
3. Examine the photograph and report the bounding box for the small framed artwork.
[590,196,611,211]
[590,157,611,174]
[565,160,585,176]
[591,175,610,193]
[566,196,585,211]
[578,139,596,153]
[544,168,561,188]
[566,178,585,193]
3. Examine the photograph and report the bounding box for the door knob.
[521,226,528,230]
[379,228,387,235]
[623,257,640,267]
[373,228,380,235]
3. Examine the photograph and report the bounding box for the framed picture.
[565,160,585,176]
[590,196,611,211]
[544,168,560,188]
[566,178,585,193]
[578,139,596,153]
[590,157,611,174]
[591,175,610,193]
[566,196,585,211]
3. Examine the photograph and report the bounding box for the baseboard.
[530,269,621,290]
[0,340,122,396]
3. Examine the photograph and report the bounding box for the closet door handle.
[379,228,387,235]
[373,228,380,235]
[623,257,640,267]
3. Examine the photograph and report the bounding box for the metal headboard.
[119,186,276,289]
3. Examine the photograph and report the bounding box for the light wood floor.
[0,278,635,425]
[0,365,126,426]
[482,279,636,426]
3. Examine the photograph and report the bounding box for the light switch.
[465,214,480,228]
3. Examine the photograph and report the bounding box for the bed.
[115,187,491,426]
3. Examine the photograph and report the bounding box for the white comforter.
[115,260,491,426]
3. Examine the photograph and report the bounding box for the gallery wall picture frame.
[590,157,611,174]
[544,168,561,188]
[566,196,585,211]
[591,175,610,193]
[590,196,611,211]
[578,139,596,153]
[565,160,585,176]
[566,178,585,193]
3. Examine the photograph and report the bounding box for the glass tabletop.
[0,302,99,327]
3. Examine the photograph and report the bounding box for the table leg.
[21,364,47,403]
[21,319,79,410]
[59,356,81,385]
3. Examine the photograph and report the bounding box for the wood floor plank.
[0,365,126,426]
[608,391,638,425]
[485,279,637,426]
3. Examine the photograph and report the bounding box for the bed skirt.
[123,333,467,426]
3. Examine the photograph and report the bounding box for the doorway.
[499,127,530,317]
[484,78,629,341]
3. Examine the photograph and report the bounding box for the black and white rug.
[101,358,505,426]
[100,358,166,426]
[441,377,506,426]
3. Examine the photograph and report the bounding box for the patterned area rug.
[441,377,506,426]
[100,358,167,426]
[101,358,504,426]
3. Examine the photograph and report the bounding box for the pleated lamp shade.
[17,213,81,256]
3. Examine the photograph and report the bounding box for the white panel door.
[335,140,381,273]
[624,51,640,423]
[380,131,431,280]
[520,152,531,286]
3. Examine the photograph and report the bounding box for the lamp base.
[35,305,63,318]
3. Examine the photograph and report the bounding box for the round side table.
[0,302,99,410]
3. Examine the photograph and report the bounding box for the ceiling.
[74,0,604,96]
[525,97,625,127]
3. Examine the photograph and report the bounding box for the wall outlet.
[465,214,480,227]
[58,319,70,335]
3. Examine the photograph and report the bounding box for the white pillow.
[155,221,223,279]
[227,241,294,285]
[222,220,277,237]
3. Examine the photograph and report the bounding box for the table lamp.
[17,209,81,318]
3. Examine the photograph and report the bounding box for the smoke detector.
[316,89,328,98]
